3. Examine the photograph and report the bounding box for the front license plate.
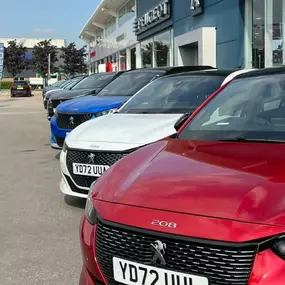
[113,257,209,285]
[72,163,110,177]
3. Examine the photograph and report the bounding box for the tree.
[4,40,27,77]
[31,39,57,85]
[60,43,87,76]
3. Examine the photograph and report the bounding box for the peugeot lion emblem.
[88,153,96,164]
[69,116,74,125]
[151,240,166,265]
[190,0,201,10]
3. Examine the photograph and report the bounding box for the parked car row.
[42,66,285,285]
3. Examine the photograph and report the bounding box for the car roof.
[123,66,215,75]
[156,69,240,79]
[89,71,121,76]
[235,66,285,79]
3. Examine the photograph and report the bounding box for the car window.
[73,73,115,90]
[179,74,285,141]
[50,81,64,87]
[119,75,225,114]
[14,81,29,86]
[97,71,166,97]
[60,80,73,88]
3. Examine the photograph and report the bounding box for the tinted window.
[14,81,28,86]
[50,81,64,87]
[60,80,74,88]
[65,78,85,89]
[119,75,225,114]
[73,73,115,90]
[179,74,285,141]
[97,71,165,97]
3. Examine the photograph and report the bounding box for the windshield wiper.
[218,137,285,143]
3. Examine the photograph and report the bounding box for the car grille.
[56,113,93,130]
[66,149,135,188]
[96,220,258,285]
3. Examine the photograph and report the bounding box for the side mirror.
[174,113,191,132]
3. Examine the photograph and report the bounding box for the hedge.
[0,81,12,89]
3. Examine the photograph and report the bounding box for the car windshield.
[60,80,73,88]
[179,74,285,142]
[14,81,28,86]
[97,71,165,97]
[62,80,78,89]
[72,73,115,90]
[50,81,64,87]
[67,78,84,89]
[119,75,225,114]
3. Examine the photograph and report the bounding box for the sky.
[0,0,101,47]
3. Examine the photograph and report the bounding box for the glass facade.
[119,50,127,71]
[141,39,153,68]
[141,30,172,68]
[154,30,171,67]
[105,16,116,37]
[247,0,285,68]
[118,0,135,27]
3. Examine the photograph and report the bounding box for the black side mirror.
[174,113,192,132]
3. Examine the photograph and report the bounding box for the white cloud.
[32,28,56,34]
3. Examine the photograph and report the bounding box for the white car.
[60,69,255,198]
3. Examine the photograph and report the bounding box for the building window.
[119,50,127,71]
[154,30,171,67]
[118,0,135,27]
[105,16,116,36]
[252,0,265,68]
[247,0,285,68]
[131,47,136,69]
[141,39,153,68]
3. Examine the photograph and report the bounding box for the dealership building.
[79,0,285,73]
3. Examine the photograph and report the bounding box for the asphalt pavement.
[0,94,85,285]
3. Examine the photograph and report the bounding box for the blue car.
[50,66,214,149]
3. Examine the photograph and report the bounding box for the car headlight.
[54,109,58,118]
[48,99,52,106]
[85,181,98,225]
[272,236,285,260]
[95,108,118,117]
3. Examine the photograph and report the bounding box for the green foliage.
[0,81,12,89]
[60,42,87,76]
[4,40,28,77]
[31,39,58,79]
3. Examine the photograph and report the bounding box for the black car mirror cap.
[174,113,192,132]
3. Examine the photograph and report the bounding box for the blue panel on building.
[173,0,245,68]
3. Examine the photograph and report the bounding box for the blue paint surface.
[173,0,245,68]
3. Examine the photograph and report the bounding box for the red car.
[79,67,285,285]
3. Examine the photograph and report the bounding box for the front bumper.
[60,150,90,198]
[47,105,54,120]
[50,116,71,149]
[79,204,285,285]
[11,90,30,96]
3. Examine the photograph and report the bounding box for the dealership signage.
[190,0,203,16]
[133,0,171,35]
[0,43,4,87]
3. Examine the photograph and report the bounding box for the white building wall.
[90,18,137,63]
